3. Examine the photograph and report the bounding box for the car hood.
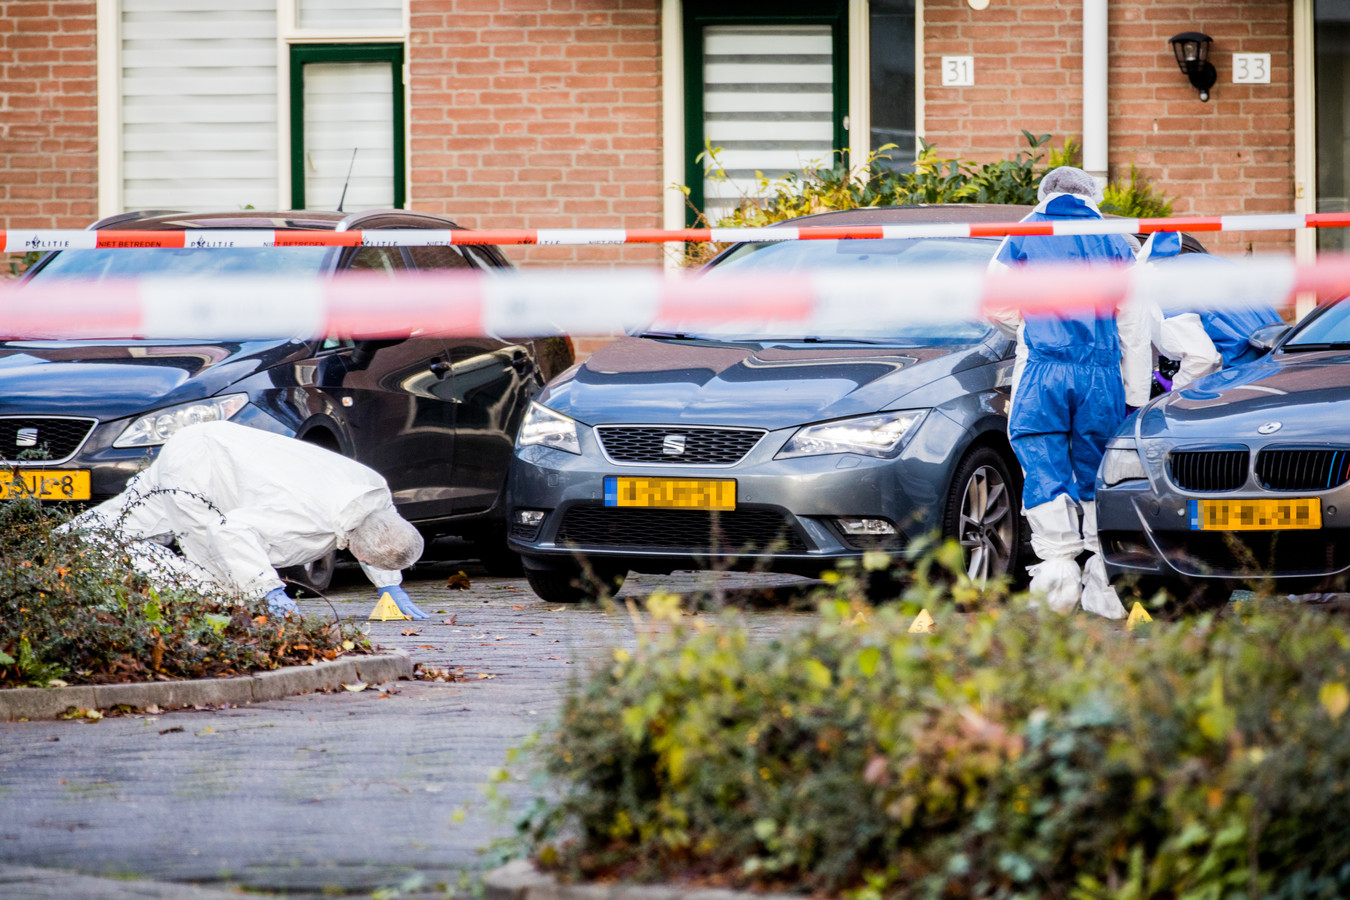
[538,335,989,428]
[1139,351,1350,442]
[0,340,303,420]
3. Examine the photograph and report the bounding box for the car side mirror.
[350,339,400,369]
[1248,323,1291,353]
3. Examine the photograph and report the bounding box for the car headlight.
[113,394,249,448]
[517,402,580,455]
[1100,444,1148,486]
[776,410,927,460]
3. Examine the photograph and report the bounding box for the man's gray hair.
[1037,166,1104,204]
[347,507,424,571]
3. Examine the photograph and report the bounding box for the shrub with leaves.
[0,497,369,687]
[523,560,1350,899]
[688,130,1175,241]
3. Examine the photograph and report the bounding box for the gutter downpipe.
[1082,0,1109,190]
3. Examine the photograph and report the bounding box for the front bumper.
[507,416,968,575]
[1097,476,1350,588]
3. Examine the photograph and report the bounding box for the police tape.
[3,255,1347,342]
[5,211,1350,251]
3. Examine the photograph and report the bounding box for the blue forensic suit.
[998,194,1138,509]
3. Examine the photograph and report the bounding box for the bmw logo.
[1257,422,1282,435]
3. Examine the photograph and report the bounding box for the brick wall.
[408,0,666,272]
[0,1,99,234]
[922,0,1294,255]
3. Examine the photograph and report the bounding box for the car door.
[405,244,539,515]
[333,245,459,522]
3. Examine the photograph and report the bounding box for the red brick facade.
[922,0,1295,255]
[0,0,1302,264]
[0,1,98,231]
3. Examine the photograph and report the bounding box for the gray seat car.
[506,205,1035,602]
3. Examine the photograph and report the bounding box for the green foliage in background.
[0,497,368,687]
[521,555,1350,899]
[691,131,1175,230]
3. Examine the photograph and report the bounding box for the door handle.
[429,360,451,378]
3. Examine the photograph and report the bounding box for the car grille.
[0,416,97,463]
[1152,531,1350,578]
[1168,449,1249,492]
[1255,447,1350,491]
[595,426,764,466]
[557,506,806,554]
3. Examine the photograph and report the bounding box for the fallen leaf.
[342,640,355,651]
[47,678,69,688]
[447,571,472,590]
[511,606,524,610]
[476,673,496,680]
[442,616,458,626]
[400,628,421,636]
[343,682,368,692]
[143,704,163,716]
[159,726,185,735]
[197,726,215,735]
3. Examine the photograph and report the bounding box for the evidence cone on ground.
[1126,602,1153,631]
[908,608,936,633]
[368,591,411,622]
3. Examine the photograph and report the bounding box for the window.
[683,1,848,225]
[1317,0,1350,251]
[869,0,917,170]
[289,44,405,211]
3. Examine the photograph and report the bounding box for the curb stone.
[0,650,412,721]
[484,860,804,900]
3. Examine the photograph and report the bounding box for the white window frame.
[96,0,409,217]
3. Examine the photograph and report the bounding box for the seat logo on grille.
[15,427,38,448]
[662,434,687,456]
[1257,422,1282,435]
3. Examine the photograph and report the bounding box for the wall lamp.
[1168,32,1216,101]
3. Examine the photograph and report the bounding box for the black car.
[1,209,572,586]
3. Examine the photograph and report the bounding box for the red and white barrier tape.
[2,256,1347,342]
[5,211,1350,251]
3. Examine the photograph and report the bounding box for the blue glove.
[378,585,428,620]
[265,586,299,617]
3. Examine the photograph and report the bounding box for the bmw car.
[0,209,571,586]
[506,205,1044,603]
[1095,298,1350,600]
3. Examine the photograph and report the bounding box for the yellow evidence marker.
[1126,602,1153,631]
[368,591,411,622]
[907,609,936,634]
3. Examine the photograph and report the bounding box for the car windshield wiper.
[639,331,700,340]
[1282,341,1350,352]
[796,337,885,344]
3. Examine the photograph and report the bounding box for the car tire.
[524,563,627,604]
[279,551,337,594]
[943,445,1021,586]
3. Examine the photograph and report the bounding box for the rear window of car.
[27,246,334,281]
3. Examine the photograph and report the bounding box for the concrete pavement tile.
[0,685,97,721]
[0,863,246,898]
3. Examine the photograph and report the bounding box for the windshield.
[681,235,999,344]
[1282,297,1350,349]
[28,246,335,281]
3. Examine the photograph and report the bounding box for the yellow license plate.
[0,469,91,501]
[1189,497,1321,531]
[605,476,736,511]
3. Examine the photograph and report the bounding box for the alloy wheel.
[959,464,1015,584]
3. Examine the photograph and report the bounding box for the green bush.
[523,565,1350,899]
[692,131,1175,231]
[0,498,367,687]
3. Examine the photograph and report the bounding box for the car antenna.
[336,148,358,212]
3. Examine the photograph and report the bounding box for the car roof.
[89,209,468,232]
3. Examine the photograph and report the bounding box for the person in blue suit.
[1136,231,1283,388]
[990,166,1149,617]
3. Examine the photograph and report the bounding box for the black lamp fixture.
[1168,32,1216,102]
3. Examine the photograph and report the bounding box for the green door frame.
[682,0,849,225]
[289,43,406,210]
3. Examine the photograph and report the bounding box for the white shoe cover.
[1078,502,1127,619]
[1025,495,1084,614]
[1080,553,1127,619]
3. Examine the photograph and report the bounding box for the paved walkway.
[0,558,816,898]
